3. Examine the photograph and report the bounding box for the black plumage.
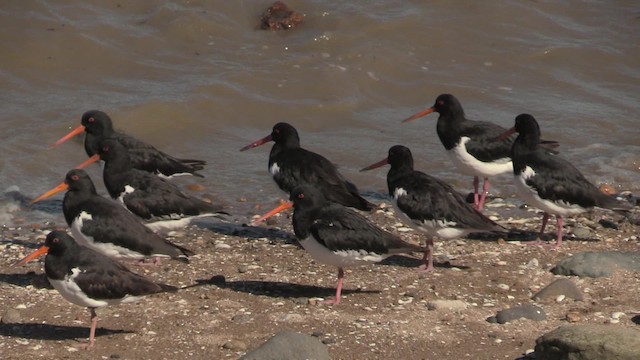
[240,122,375,211]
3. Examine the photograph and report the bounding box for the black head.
[432,94,464,117]
[514,114,541,136]
[81,110,114,136]
[97,138,127,163]
[44,230,77,257]
[271,122,300,146]
[64,169,97,193]
[387,145,414,170]
[289,185,327,210]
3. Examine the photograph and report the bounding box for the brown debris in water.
[260,1,303,31]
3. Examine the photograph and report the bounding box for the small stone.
[279,313,304,322]
[532,278,583,301]
[611,312,625,320]
[598,219,618,230]
[526,258,539,269]
[566,312,581,322]
[232,314,252,323]
[259,1,304,31]
[556,295,565,303]
[223,340,248,351]
[497,284,510,291]
[237,265,249,273]
[426,300,468,311]
[488,304,547,324]
[1,309,22,324]
[215,243,231,249]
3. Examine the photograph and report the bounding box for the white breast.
[270,162,281,176]
[49,268,143,308]
[448,137,512,177]
[514,166,587,216]
[70,211,146,260]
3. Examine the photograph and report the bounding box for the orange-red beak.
[240,134,273,151]
[495,127,516,141]
[54,124,85,146]
[73,154,101,170]
[360,158,389,172]
[251,200,293,226]
[402,106,435,123]
[31,182,69,204]
[15,245,49,266]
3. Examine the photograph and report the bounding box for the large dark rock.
[240,331,330,360]
[535,325,640,360]
[551,251,640,278]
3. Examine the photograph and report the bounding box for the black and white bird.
[31,169,194,263]
[55,110,205,178]
[84,138,227,232]
[500,114,633,247]
[257,185,423,305]
[361,145,503,271]
[240,122,375,212]
[16,230,177,348]
[402,94,553,211]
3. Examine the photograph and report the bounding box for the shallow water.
[1,1,638,224]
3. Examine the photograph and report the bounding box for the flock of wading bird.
[16,94,634,348]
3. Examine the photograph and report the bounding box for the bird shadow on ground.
[190,217,294,243]
[190,276,379,299]
[378,255,471,271]
[0,272,52,289]
[632,315,640,325]
[0,322,131,341]
[468,229,600,244]
[0,237,41,249]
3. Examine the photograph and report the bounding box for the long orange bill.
[402,106,435,123]
[31,182,69,203]
[360,158,389,172]
[250,201,293,226]
[74,154,101,169]
[54,124,85,146]
[240,134,273,151]
[495,127,516,141]
[15,245,49,266]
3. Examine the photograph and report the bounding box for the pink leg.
[321,268,344,305]
[527,212,549,246]
[472,176,480,209]
[553,215,563,247]
[417,240,435,272]
[477,177,490,210]
[79,308,98,349]
[135,257,162,266]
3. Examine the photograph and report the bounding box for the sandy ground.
[1,196,639,360]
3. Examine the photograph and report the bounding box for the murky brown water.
[1,1,639,223]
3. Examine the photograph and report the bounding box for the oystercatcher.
[257,185,423,305]
[16,230,178,348]
[31,169,194,262]
[361,145,504,271]
[76,138,227,232]
[402,94,516,211]
[55,110,205,178]
[499,114,632,247]
[240,122,375,212]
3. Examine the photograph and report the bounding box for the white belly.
[299,236,387,268]
[49,268,142,308]
[448,137,512,177]
[514,167,587,216]
[70,212,145,260]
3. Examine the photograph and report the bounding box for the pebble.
[571,226,591,239]
[279,313,304,322]
[223,340,248,351]
[497,284,510,291]
[487,304,547,324]
[566,312,581,322]
[237,265,249,273]
[426,300,468,311]
[215,243,231,249]
[611,312,625,320]
[526,258,539,269]
[1,309,22,324]
[556,295,566,303]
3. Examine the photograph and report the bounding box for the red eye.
[53,237,59,243]
[102,145,109,152]
[71,175,79,181]
[437,100,444,106]
[274,128,280,134]
[297,193,304,199]
[88,117,95,123]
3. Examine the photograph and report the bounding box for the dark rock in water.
[535,325,640,360]
[532,278,584,302]
[240,331,330,360]
[551,251,640,278]
[486,304,546,324]
[260,1,303,31]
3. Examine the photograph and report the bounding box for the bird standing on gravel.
[16,230,178,348]
[256,184,423,305]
